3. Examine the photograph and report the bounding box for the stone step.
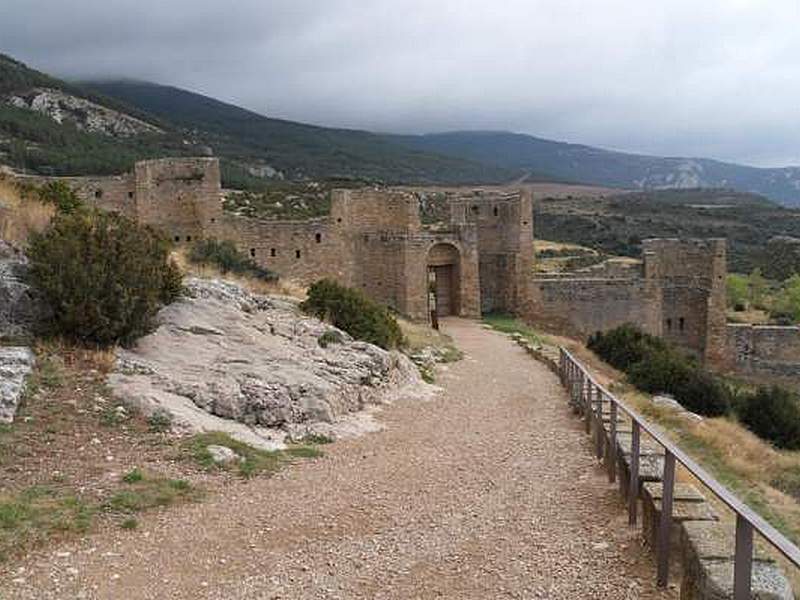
[642,481,707,503]
[642,493,718,549]
[680,520,793,600]
[617,452,665,498]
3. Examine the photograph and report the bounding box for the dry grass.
[399,317,458,353]
[0,176,54,247]
[534,239,599,253]
[727,308,771,325]
[171,249,307,300]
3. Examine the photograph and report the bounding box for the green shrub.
[591,324,730,417]
[188,238,277,281]
[27,210,182,346]
[627,348,694,394]
[301,279,403,349]
[35,181,83,214]
[726,274,749,310]
[587,323,667,372]
[672,368,731,417]
[739,386,800,450]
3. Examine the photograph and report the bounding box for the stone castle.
[20,156,800,380]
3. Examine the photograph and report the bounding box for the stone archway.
[427,243,461,317]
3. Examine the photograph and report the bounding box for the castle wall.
[9,159,740,354]
[526,277,661,339]
[726,324,800,382]
[217,215,340,286]
[218,188,480,320]
[10,173,138,218]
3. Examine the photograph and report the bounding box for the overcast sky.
[1,0,798,167]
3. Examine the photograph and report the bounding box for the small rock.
[206,445,240,465]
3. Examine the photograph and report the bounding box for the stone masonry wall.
[451,190,534,315]
[726,324,800,381]
[526,277,662,339]
[642,238,727,363]
[133,158,222,243]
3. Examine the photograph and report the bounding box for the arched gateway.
[427,243,461,317]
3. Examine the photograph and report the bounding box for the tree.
[726,274,749,310]
[773,274,800,323]
[748,268,767,309]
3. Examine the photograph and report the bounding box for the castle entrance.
[427,243,460,317]
[431,265,454,316]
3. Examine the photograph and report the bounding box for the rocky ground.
[0,319,677,599]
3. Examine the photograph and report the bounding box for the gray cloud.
[2,0,799,166]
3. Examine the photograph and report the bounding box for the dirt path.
[1,319,676,599]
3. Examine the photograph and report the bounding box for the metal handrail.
[557,346,800,599]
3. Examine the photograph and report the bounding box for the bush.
[739,386,800,450]
[27,210,182,346]
[301,279,403,349]
[188,238,277,281]
[35,181,83,214]
[587,323,667,372]
[591,324,730,417]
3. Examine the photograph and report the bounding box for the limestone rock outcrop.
[108,279,424,443]
[0,346,35,423]
[0,241,44,339]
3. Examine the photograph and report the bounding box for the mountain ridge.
[3,51,800,204]
[387,130,800,205]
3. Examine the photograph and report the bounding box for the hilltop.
[0,52,513,187]
[534,187,800,273]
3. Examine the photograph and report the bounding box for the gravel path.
[1,319,676,599]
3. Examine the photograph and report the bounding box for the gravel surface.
[0,319,677,599]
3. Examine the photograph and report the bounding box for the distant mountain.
[79,81,513,186]
[389,131,800,206]
[0,52,513,186]
[4,51,800,205]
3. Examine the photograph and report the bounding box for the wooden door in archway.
[432,264,455,316]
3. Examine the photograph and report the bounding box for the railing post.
[607,401,617,483]
[734,515,754,600]
[594,387,604,460]
[657,451,676,587]
[583,375,591,434]
[628,421,640,525]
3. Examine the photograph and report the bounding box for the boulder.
[109,278,425,439]
[0,346,35,423]
[0,241,46,339]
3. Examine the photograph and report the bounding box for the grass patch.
[121,468,144,483]
[104,472,198,514]
[184,432,323,478]
[772,465,800,503]
[21,353,65,402]
[147,409,173,433]
[286,446,323,459]
[483,313,547,346]
[0,486,94,562]
[300,433,334,445]
[120,517,138,530]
